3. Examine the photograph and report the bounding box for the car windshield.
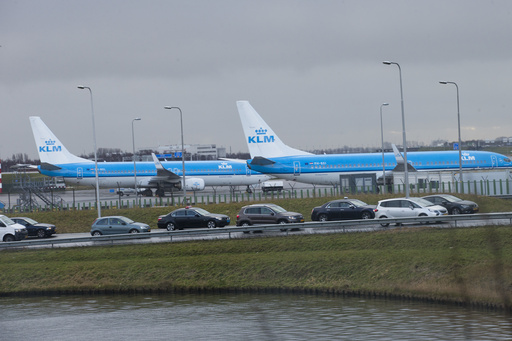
[408,197,435,207]
[0,215,16,226]
[348,199,368,207]
[269,205,287,213]
[118,216,135,224]
[23,217,38,224]
[192,208,211,215]
[439,195,462,203]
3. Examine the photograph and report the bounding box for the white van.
[0,215,28,242]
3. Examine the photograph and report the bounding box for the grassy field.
[1,193,511,309]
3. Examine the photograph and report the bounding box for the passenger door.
[259,206,277,224]
[186,210,204,228]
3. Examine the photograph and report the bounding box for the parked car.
[374,197,448,227]
[116,188,140,196]
[421,194,479,215]
[11,217,56,238]
[311,198,375,221]
[157,207,230,231]
[236,203,304,227]
[0,215,28,242]
[91,216,151,236]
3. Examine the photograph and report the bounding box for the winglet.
[392,144,405,164]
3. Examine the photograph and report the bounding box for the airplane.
[236,100,512,186]
[30,116,272,196]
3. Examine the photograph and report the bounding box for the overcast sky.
[2,0,512,160]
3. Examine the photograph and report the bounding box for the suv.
[236,204,304,227]
[374,197,448,227]
[0,215,28,242]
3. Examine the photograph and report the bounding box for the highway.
[2,212,511,250]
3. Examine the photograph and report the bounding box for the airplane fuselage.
[40,160,271,188]
[248,150,512,185]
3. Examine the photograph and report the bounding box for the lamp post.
[164,106,187,205]
[132,117,141,201]
[380,103,389,194]
[439,81,463,192]
[77,85,101,218]
[383,61,409,197]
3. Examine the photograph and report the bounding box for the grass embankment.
[0,226,511,309]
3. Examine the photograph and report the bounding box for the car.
[157,207,230,231]
[116,188,140,196]
[0,215,28,242]
[374,197,448,227]
[11,217,56,238]
[311,198,376,221]
[91,216,151,236]
[236,203,304,227]
[421,194,479,215]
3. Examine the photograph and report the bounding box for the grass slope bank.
[1,226,511,309]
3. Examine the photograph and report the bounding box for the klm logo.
[218,162,232,170]
[39,139,62,153]
[248,127,275,144]
[461,152,475,161]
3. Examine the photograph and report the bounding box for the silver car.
[91,216,150,236]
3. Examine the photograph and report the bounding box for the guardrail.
[1,212,511,250]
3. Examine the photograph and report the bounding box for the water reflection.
[1,293,511,340]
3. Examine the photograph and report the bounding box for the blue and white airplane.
[30,116,272,196]
[236,101,512,186]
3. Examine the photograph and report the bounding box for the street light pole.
[77,85,101,218]
[132,117,141,202]
[380,103,389,194]
[439,81,463,192]
[164,106,187,205]
[383,61,409,197]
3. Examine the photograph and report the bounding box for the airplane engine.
[184,178,206,191]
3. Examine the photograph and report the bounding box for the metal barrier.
[1,212,511,250]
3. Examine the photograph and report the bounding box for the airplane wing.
[249,156,276,166]
[150,153,182,183]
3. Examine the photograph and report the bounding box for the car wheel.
[92,231,102,236]
[118,192,124,196]
[3,234,15,242]
[207,220,217,229]
[361,212,372,220]
[379,216,389,227]
[129,229,139,234]
[166,222,176,231]
[37,229,47,238]
[319,214,328,222]
[451,207,461,215]
[418,213,430,224]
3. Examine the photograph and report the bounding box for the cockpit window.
[504,158,511,163]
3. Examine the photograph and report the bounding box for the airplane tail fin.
[30,116,92,165]
[237,101,312,158]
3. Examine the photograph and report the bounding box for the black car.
[157,207,230,231]
[11,217,56,238]
[311,198,376,221]
[421,194,479,215]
